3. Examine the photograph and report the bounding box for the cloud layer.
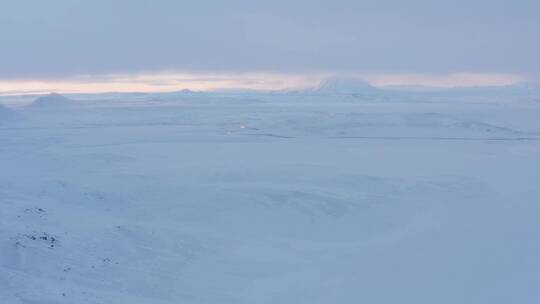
[1,0,539,81]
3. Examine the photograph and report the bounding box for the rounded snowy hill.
[30,93,75,108]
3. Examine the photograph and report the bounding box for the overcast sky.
[0,0,538,91]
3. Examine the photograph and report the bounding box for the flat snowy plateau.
[1,90,539,303]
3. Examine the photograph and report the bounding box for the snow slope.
[1,93,539,303]
[0,105,20,123]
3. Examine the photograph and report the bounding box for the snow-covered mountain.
[30,93,75,108]
[315,77,383,95]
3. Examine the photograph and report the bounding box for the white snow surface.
[1,92,540,303]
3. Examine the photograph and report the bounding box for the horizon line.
[0,72,530,96]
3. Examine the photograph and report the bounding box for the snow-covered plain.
[1,88,540,303]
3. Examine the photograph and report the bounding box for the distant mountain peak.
[178,89,195,94]
[315,77,381,94]
[30,93,74,108]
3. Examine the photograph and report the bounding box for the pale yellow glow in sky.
[0,73,321,95]
[0,72,525,95]
[365,73,525,88]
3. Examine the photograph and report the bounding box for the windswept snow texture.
[1,93,540,304]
